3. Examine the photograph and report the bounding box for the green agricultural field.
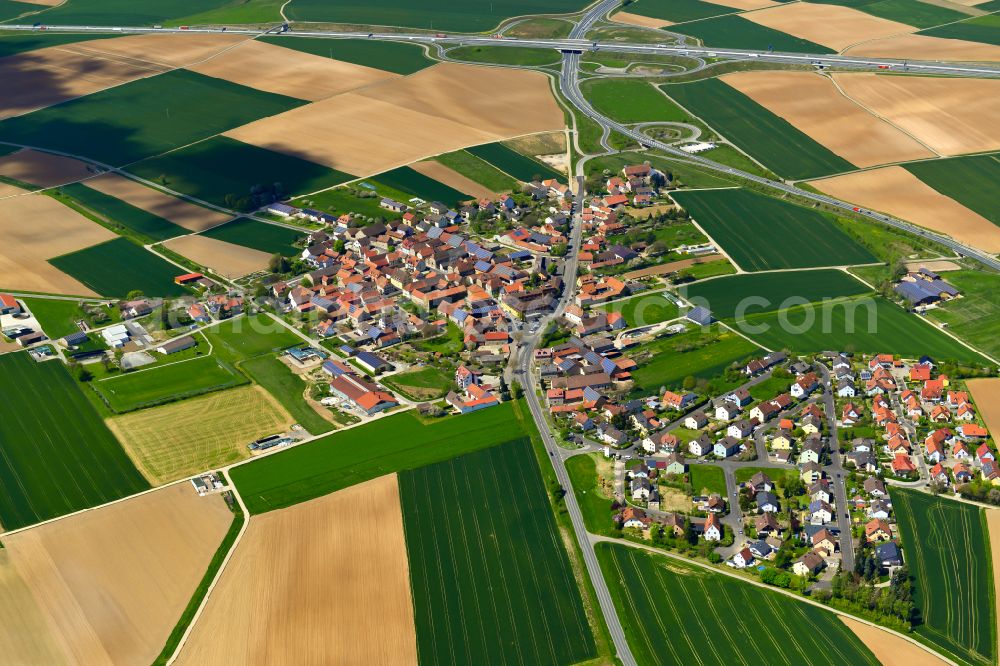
[616,0,737,22]
[663,79,854,180]
[58,183,186,242]
[747,374,792,402]
[598,291,680,327]
[467,142,562,182]
[128,136,354,209]
[598,543,879,666]
[0,70,305,167]
[401,440,596,666]
[231,400,532,514]
[370,166,471,206]
[0,352,148,530]
[285,0,590,31]
[689,464,726,495]
[891,487,995,665]
[293,185,402,220]
[670,189,876,271]
[238,355,334,435]
[925,270,1000,359]
[259,36,435,74]
[0,32,116,58]
[434,150,519,193]
[0,0,45,21]
[203,314,303,361]
[683,269,872,319]
[629,326,762,395]
[49,237,189,297]
[581,78,688,124]
[167,0,284,26]
[670,14,836,52]
[449,44,561,66]
[739,296,987,364]
[21,0,237,25]
[21,298,88,339]
[200,217,303,256]
[381,366,453,401]
[810,0,967,28]
[919,14,1000,44]
[566,453,615,536]
[904,153,1000,226]
[93,355,247,412]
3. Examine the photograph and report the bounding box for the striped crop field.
[891,487,995,665]
[597,542,880,666]
[399,439,596,665]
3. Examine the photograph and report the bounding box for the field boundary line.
[591,534,959,666]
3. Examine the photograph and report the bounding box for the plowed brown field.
[840,617,946,666]
[968,378,1000,441]
[226,62,564,177]
[188,39,398,101]
[611,11,673,28]
[175,474,417,665]
[0,149,95,188]
[847,33,1000,62]
[832,73,1000,155]
[85,173,230,231]
[744,3,913,51]
[722,71,933,167]
[0,193,115,295]
[162,235,271,277]
[812,166,1000,253]
[0,483,233,666]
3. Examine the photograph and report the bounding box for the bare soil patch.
[904,259,961,272]
[0,149,95,188]
[506,130,567,156]
[721,71,933,168]
[175,474,417,665]
[831,73,1000,155]
[744,3,913,52]
[187,39,398,102]
[411,160,497,199]
[107,385,293,485]
[0,193,115,295]
[847,33,1000,62]
[85,172,230,232]
[162,235,271,278]
[611,11,673,28]
[840,617,947,666]
[622,254,724,279]
[968,378,1000,442]
[0,483,232,666]
[657,486,692,512]
[0,44,161,120]
[226,62,564,177]
[812,166,1000,253]
[15,0,64,6]
[64,33,251,69]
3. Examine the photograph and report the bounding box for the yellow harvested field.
[0,193,115,295]
[0,149,94,188]
[0,483,233,666]
[812,166,1000,253]
[85,172,230,232]
[107,385,293,485]
[188,39,398,101]
[744,3,913,52]
[63,32,251,69]
[847,32,1000,62]
[968,378,1000,441]
[840,617,946,666]
[0,182,25,198]
[833,73,1000,155]
[986,507,1000,659]
[0,43,164,120]
[163,235,272,277]
[175,474,417,665]
[412,159,498,199]
[226,62,564,177]
[708,0,779,8]
[12,0,62,7]
[721,71,934,168]
[905,259,961,273]
[611,11,673,28]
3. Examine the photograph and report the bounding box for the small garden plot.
[49,237,190,297]
[381,366,453,401]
